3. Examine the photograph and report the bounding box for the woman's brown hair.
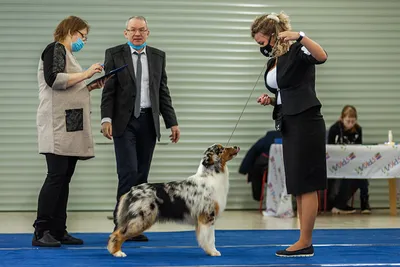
[250,11,292,57]
[340,105,360,133]
[53,16,90,42]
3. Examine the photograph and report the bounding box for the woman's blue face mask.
[72,38,85,52]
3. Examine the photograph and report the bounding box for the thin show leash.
[226,63,267,146]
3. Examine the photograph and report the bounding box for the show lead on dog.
[252,11,328,257]
[33,16,108,247]
[100,16,180,241]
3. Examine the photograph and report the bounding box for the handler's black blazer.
[264,42,327,119]
[101,44,178,140]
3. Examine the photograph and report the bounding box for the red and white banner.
[264,144,400,218]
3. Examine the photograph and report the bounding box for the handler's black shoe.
[276,245,314,257]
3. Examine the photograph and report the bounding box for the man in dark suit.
[100,16,180,241]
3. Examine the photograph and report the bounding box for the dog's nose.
[234,146,240,151]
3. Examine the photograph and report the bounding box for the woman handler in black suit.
[251,11,328,257]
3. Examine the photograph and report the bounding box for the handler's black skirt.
[280,105,327,196]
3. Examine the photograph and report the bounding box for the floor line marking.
[1,243,400,251]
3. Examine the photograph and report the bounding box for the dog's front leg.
[206,224,220,256]
[196,221,220,256]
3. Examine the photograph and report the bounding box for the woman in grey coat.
[33,16,107,247]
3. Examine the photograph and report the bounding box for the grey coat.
[36,42,94,159]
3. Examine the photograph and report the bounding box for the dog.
[107,143,240,257]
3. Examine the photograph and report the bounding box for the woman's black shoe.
[55,231,84,245]
[32,230,61,247]
[276,245,314,257]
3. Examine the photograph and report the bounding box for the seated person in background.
[239,130,281,201]
[327,105,371,214]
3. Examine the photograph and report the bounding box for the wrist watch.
[296,31,305,42]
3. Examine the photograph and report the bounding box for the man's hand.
[101,122,113,140]
[170,125,180,143]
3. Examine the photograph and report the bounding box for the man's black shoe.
[126,234,149,242]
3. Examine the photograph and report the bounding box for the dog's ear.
[214,145,224,156]
[202,151,214,167]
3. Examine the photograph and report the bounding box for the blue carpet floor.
[1,229,400,267]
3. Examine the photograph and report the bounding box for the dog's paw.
[208,249,221,256]
[113,250,127,257]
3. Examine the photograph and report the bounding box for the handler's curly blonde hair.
[251,11,292,57]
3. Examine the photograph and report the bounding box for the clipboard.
[87,64,128,87]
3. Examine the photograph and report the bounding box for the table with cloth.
[264,144,400,218]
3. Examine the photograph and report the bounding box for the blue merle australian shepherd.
[107,143,240,257]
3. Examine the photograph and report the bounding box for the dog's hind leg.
[122,209,158,247]
[107,193,131,257]
[196,211,220,256]
[107,217,154,258]
[107,227,129,257]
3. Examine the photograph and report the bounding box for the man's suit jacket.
[101,44,178,140]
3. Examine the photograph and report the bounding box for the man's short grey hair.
[125,16,148,28]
